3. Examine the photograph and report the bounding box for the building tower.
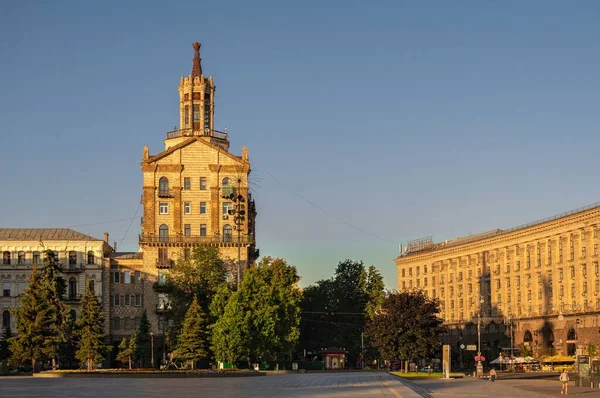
[137,42,258,333]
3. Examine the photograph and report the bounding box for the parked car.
[420,366,432,372]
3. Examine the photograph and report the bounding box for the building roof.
[145,137,242,164]
[398,201,600,259]
[0,228,101,242]
[109,252,144,260]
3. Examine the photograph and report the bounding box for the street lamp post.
[477,312,482,375]
[150,332,154,368]
[223,179,246,288]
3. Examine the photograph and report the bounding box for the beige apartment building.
[107,42,258,347]
[395,203,600,363]
[0,228,113,335]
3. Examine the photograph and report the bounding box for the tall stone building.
[0,229,113,336]
[108,42,258,351]
[395,203,600,366]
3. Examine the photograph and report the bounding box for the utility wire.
[66,216,141,229]
[118,202,142,250]
[254,164,397,245]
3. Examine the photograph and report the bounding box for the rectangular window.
[193,104,200,121]
[401,269,405,278]
[570,240,575,260]
[402,281,406,289]
[416,266,420,276]
[516,261,520,271]
[583,282,588,294]
[184,105,190,127]
[135,294,142,307]
[18,251,25,264]
[113,294,120,306]
[424,277,427,287]
[222,202,232,216]
[33,251,40,265]
[134,271,141,283]
[583,247,587,258]
[596,280,599,293]
[113,271,120,284]
[583,264,587,278]
[124,294,130,306]
[184,224,191,236]
[112,318,120,331]
[184,202,191,214]
[571,266,575,278]
[200,202,207,214]
[199,177,207,190]
[183,177,191,190]
[596,262,599,276]
[200,224,207,236]
[2,281,10,297]
[134,317,141,329]
[124,271,131,284]
[595,244,598,256]
[159,202,169,215]
[124,318,131,330]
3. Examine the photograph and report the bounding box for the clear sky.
[1,1,599,289]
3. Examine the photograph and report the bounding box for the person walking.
[560,369,570,395]
[489,368,497,382]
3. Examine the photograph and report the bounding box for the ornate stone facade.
[395,203,600,360]
[133,42,258,337]
[0,228,113,336]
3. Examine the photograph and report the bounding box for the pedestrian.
[489,368,497,382]
[560,369,569,395]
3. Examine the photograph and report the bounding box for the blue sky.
[1,1,599,289]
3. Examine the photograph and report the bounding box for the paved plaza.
[1,371,599,397]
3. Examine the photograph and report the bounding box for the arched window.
[567,327,576,340]
[159,177,169,193]
[70,310,77,321]
[17,251,25,264]
[2,310,9,327]
[223,224,233,242]
[89,279,95,293]
[87,250,95,265]
[69,251,77,265]
[159,224,169,242]
[2,251,10,265]
[222,177,230,186]
[523,330,533,343]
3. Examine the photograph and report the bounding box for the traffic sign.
[460,344,465,350]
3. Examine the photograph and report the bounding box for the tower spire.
[191,42,202,77]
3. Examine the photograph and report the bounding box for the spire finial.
[191,42,202,77]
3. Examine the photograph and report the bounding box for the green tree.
[135,311,151,367]
[211,291,247,366]
[9,265,58,371]
[158,245,227,328]
[39,250,71,369]
[0,325,12,362]
[299,260,386,364]
[518,343,533,357]
[116,336,134,369]
[211,257,301,367]
[75,280,106,370]
[174,296,207,368]
[588,342,598,358]
[366,290,443,366]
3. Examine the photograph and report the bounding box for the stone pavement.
[408,375,600,397]
[2,371,598,397]
[0,372,422,398]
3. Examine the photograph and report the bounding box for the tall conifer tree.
[174,296,207,369]
[9,266,56,370]
[75,279,106,370]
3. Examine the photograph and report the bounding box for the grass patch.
[391,371,463,380]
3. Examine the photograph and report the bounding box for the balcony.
[140,234,254,245]
[156,258,174,269]
[157,189,175,198]
[63,264,85,273]
[155,303,172,315]
[65,294,82,303]
[165,127,228,142]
